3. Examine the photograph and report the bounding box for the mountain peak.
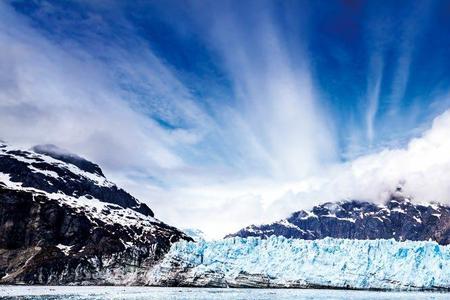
[31,144,104,177]
[0,142,153,216]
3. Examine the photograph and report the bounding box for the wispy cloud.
[0,1,207,176]
[365,54,383,144]
[0,0,338,237]
[269,104,450,213]
[196,1,337,179]
[362,0,435,146]
[387,1,434,115]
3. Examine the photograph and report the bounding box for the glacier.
[147,236,450,290]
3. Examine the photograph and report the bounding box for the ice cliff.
[148,236,450,290]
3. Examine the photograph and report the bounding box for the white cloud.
[196,2,337,179]
[124,101,450,239]
[268,107,450,219]
[0,2,208,176]
[163,103,450,239]
[161,106,450,239]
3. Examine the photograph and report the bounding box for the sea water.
[0,286,448,300]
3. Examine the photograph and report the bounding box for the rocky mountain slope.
[0,142,191,284]
[227,190,450,245]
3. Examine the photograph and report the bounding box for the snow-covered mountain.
[4,140,450,289]
[227,190,450,245]
[148,236,450,290]
[0,142,191,284]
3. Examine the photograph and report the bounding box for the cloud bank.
[269,107,450,217]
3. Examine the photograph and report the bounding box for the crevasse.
[149,236,450,290]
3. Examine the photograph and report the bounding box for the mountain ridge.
[226,189,450,245]
[0,142,191,284]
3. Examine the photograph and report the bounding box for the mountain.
[3,140,450,289]
[0,142,191,284]
[145,189,450,290]
[226,190,450,245]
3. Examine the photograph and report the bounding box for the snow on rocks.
[228,196,450,245]
[0,142,190,284]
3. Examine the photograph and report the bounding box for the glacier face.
[148,236,450,290]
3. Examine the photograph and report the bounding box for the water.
[0,286,449,300]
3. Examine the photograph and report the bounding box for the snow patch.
[28,165,59,178]
[56,244,73,255]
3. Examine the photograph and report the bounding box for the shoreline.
[1,284,450,292]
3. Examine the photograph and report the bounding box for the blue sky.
[2,0,450,237]
[10,0,450,159]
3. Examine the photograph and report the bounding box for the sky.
[1,0,450,238]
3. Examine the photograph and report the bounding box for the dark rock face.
[0,143,191,284]
[227,193,450,245]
